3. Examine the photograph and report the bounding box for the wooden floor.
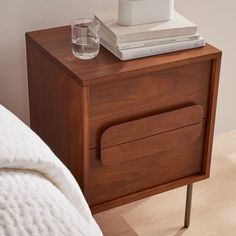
[94,130,236,235]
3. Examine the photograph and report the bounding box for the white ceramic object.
[118,0,174,26]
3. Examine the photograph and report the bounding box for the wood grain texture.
[81,87,90,198]
[89,61,212,149]
[26,39,89,194]
[202,56,222,176]
[92,174,206,214]
[26,26,221,86]
[101,105,203,149]
[89,121,206,206]
[101,122,203,166]
[26,41,42,135]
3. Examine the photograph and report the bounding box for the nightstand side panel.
[26,39,89,194]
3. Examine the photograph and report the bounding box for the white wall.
[175,0,236,133]
[0,0,235,133]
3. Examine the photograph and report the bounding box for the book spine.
[120,38,205,60]
[117,34,200,50]
[95,16,117,42]
[101,38,123,60]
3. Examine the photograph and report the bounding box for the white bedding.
[0,105,103,236]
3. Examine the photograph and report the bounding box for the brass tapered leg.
[184,184,193,228]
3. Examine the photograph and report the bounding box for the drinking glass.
[71,18,100,60]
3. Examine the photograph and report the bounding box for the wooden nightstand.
[26,26,221,227]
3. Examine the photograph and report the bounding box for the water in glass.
[72,36,100,60]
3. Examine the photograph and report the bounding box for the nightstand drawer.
[89,60,212,149]
[89,105,205,206]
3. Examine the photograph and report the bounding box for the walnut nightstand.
[26,26,221,227]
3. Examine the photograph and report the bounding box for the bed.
[0,105,103,236]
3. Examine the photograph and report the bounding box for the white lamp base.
[118,0,174,26]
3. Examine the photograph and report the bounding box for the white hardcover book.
[94,11,197,43]
[101,37,205,61]
[99,29,200,50]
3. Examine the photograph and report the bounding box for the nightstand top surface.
[26,26,221,86]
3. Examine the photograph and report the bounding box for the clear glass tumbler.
[71,18,100,60]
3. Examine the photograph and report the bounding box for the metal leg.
[184,184,193,228]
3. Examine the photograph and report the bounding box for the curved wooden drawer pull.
[100,105,203,166]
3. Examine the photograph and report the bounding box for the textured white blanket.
[0,105,103,236]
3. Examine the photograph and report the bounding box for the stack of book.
[94,11,205,61]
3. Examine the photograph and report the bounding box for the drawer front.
[89,60,212,149]
[89,121,206,205]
